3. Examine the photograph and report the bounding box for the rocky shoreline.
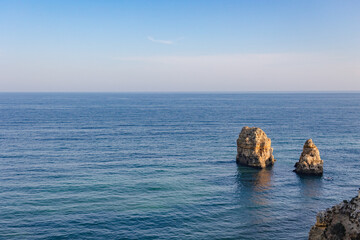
[309,190,360,240]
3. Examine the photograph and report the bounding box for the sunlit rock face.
[236,126,275,168]
[309,190,360,240]
[294,139,323,176]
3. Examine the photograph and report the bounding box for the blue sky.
[0,0,359,91]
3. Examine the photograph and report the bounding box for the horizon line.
[0,90,359,94]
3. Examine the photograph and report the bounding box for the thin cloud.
[147,36,183,45]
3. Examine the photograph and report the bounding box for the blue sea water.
[0,93,359,240]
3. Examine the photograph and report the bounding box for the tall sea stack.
[236,126,275,168]
[294,139,323,175]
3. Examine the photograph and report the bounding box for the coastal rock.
[309,190,360,240]
[236,126,275,168]
[294,139,323,176]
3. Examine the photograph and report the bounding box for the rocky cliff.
[309,190,360,240]
[294,139,323,176]
[236,126,275,168]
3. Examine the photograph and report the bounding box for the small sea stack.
[236,126,275,168]
[309,189,360,240]
[294,139,323,176]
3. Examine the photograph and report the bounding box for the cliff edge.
[309,190,360,240]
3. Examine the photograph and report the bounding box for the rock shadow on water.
[235,165,273,205]
[296,174,323,198]
[234,166,274,226]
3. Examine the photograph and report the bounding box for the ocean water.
[0,93,359,240]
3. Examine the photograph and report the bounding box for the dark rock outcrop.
[236,126,275,168]
[309,190,360,240]
[294,139,323,176]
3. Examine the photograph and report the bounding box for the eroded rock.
[294,139,323,176]
[309,190,360,240]
[236,126,275,168]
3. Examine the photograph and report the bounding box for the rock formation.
[236,126,275,168]
[294,139,323,176]
[309,190,360,240]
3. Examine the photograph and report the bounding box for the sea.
[0,93,359,239]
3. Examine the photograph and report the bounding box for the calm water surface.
[0,93,359,239]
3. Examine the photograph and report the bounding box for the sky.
[0,0,359,92]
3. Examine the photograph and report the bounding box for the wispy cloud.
[147,36,183,45]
